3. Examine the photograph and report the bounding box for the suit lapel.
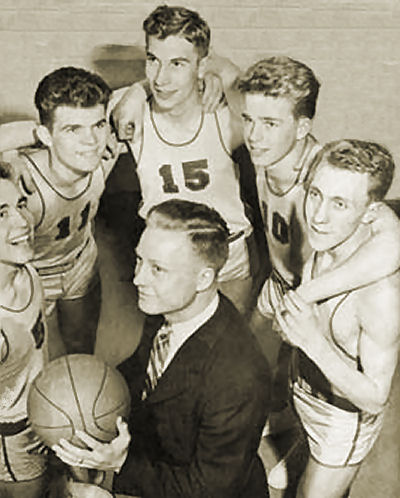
[145,296,230,404]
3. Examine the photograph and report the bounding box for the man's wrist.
[113,450,129,474]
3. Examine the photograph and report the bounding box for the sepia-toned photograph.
[0,1,399,496]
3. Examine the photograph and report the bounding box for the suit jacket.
[115,293,271,498]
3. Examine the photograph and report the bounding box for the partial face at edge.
[304,162,371,252]
[241,93,308,168]
[0,179,34,265]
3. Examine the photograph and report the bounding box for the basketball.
[27,354,131,448]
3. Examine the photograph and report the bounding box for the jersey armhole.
[18,152,45,229]
[214,108,234,159]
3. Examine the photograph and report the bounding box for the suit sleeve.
[120,348,270,498]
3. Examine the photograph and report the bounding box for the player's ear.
[361,201,380,224]
[296,117,311,141]
[196,266,215,292]
[36,125,53,148]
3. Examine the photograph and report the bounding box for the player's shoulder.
[357,270,400,327]
[301,134,321,174]
[214,103,243,152]
[18,145,49,167]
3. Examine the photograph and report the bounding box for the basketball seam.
[95,400,129,419]
[93,365,115,435]
[93,400,130,436]
[66,355,88,434]
[30,384,75,428]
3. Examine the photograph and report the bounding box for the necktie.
[142,323,172,399]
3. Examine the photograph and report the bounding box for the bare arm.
[108,84,147,142]
[110,51,242,140]
[100,126,126,181]
[204,50,242,116]
[297,202,400,303]
[276,286,400,414]
[0,121,37,152]
[216,104,244,153]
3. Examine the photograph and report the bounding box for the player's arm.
[6,153,42,212]
[297,202,400,303]
[276,287,400,414]
[110,75,225,142]
[217,104,244,153]
[108,84,147,143]
[110,52,240,140]
[0,120,38,152]
[100,127,127,181]
[202,50,242,115]
[250,273,286,334]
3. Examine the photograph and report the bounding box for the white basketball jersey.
[21,149,105,268]
[257,135,320,287]
[0,265,46,422]
[135,103,251,236]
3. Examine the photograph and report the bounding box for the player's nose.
[13,206,30,226]
[81,127,98,145]
[133,262,147,286]
[312,201,329,224]
[155,64,171,87]
[248,121,263,143]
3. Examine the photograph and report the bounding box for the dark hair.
[34,66,111,128]
[143,5,210,59]
[0,161,12,180]
[305,139,394,201]
[237,56,320,119]
[147,199,229,273]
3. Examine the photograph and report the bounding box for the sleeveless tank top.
[0,265,46,422]
[256,135,320,287]
[21,149,105,268]
[136,103,251,236]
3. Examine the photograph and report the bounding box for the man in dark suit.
[53,199,271,497]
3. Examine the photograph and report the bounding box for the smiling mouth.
[79,150,100,157]
[138,289,153,298]
[249,146,269,155]
[154,88,176,99]
[310,225,329,235]
[9,233,31,245]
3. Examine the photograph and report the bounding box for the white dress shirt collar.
[163,293,219,372]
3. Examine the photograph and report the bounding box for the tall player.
[11,67,119,359]
[236,57,400,412]
[112,5,254,313]
[0,161,48,498]
[276,139,400,498]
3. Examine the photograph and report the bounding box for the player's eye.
[308,188,319,199]
[152,264,164,274]
[241,114,252,123]
[95,120,107,129]
[17,197,28,209]
[172,60,184,68]
[0,210,7,218]
[333,199,347,210]
[263,120,277,128]
[146,54,157,63]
